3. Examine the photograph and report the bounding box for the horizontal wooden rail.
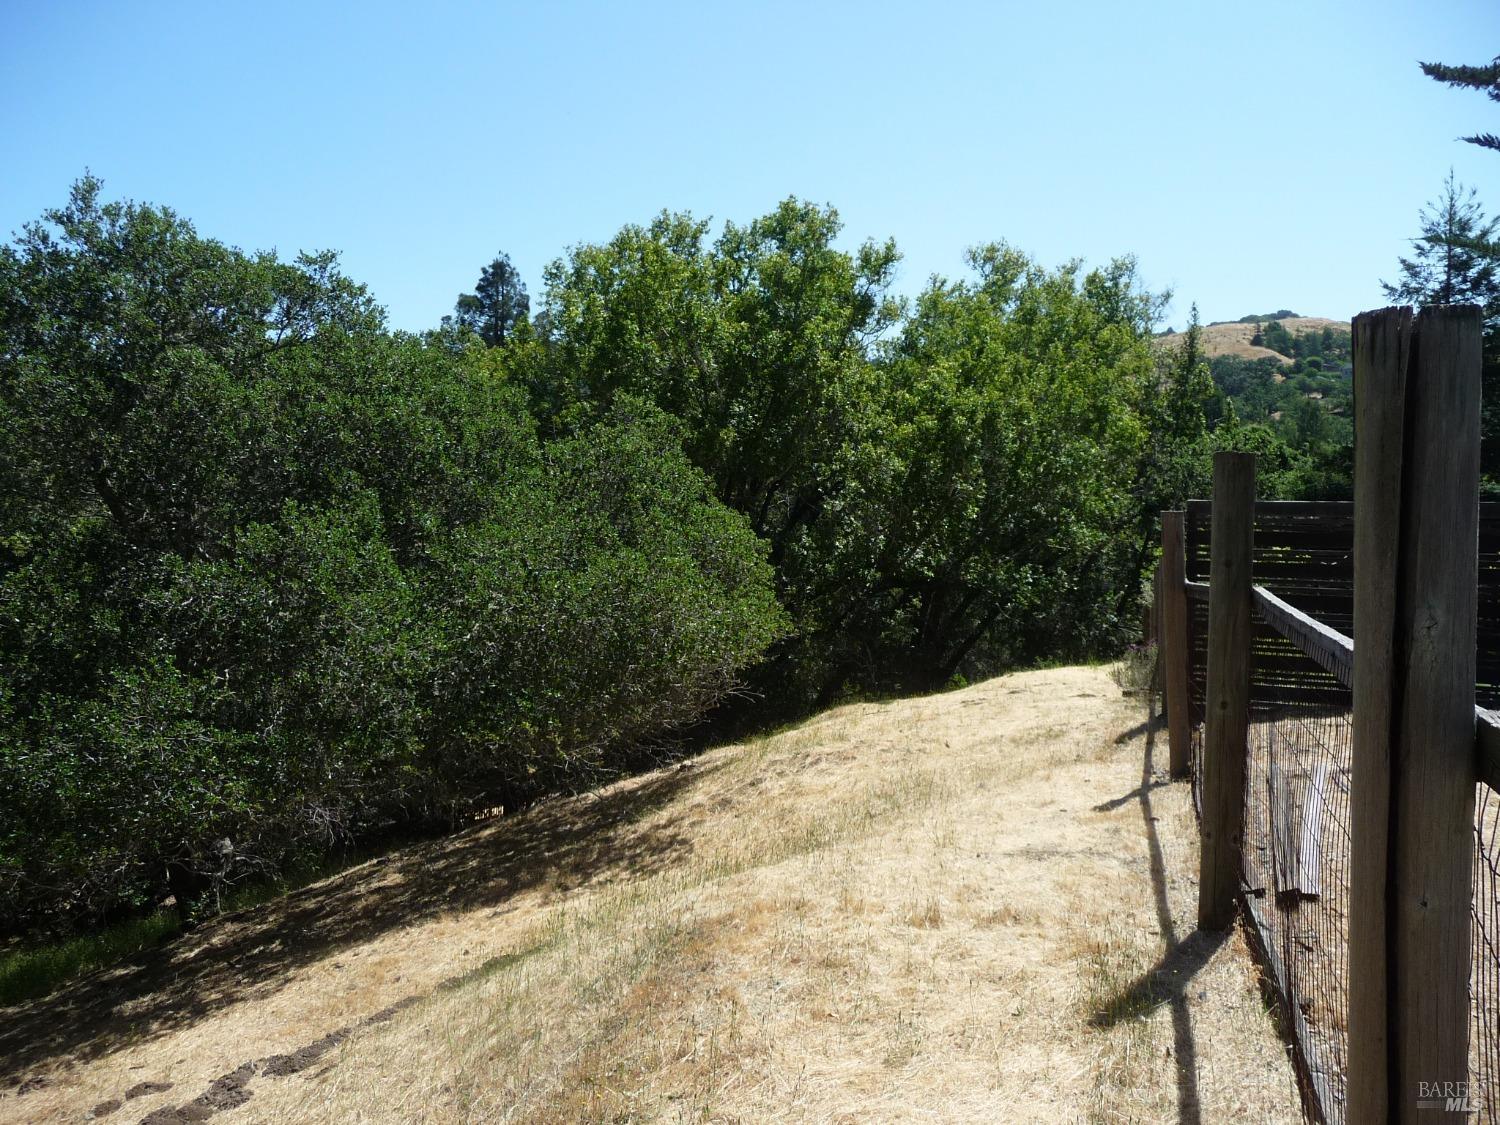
[1252,586,1354,688]
[1477,710,1500,794]
[1186,498,1360,519]
[1184,498,1500,519]
[1172,574,1500,794]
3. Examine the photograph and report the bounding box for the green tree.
[800,246,1168,694]
[0,180,783,932]
[529,206,1186,702]
[1382,171,1500,487]
[1133,304,1214,571]
[1261,320,1294,357]
[1382,170,1500,319]
[534,198,901,578]
[449,252,529,345]
[1422,55,1500,154]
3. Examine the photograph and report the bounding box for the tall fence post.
[1349,306,1482,1122]
[1348,306,1410,1123]
[1161,510,1192,778]
[1152,563,1164,709]
[1198,453,1255,930]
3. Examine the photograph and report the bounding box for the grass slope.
[1156,316,1352,364]
[0,667,1301,1124]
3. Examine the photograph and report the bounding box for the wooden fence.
[1153,306,1498,1123]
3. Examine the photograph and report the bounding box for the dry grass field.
[1,667,1302,1124]
[1156,317,1351,364]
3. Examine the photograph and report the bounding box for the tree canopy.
[1382,170,1500,321]
[0,179,1284,938]
[448,252,529,345]
[0,180,783,931]
[514,212,1203,704]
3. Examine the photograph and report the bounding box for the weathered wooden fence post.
[1349,305,1482,1123]
[1198,453,1255,930]
[1152,563,1164,710]
[1348,306,1409,1124]
[1161,510,1192,778]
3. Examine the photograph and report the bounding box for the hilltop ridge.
[1157,315,1352,364]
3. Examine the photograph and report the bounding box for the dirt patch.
[262,1031,348,1078]
[123,1081,171,1100]
[74,978,426,1122]
[195,1063,255,1111]
[361,996,419,1024]
[137,1105,210,1124]
[6,1074,49,1096]
[132,1063,252,1124]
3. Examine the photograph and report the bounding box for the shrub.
[0,181,783,933]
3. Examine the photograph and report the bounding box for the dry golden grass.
[1,667,1302,1124]
[1156,317,1351,364]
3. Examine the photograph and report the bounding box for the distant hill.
[1156,316,1352,365]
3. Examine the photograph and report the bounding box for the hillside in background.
[1156,315,1352,364]
[1157,313,1355,482]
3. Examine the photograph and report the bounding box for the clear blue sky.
[3,0,1498,332]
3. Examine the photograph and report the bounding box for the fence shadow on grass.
[0,757,724,1078]
[1088,702,1225,1125]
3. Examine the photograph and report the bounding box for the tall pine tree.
[1384,165,1500,490]
[1382,170,1500,322]
[449,253,529,346]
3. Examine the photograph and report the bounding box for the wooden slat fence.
[1169,511,1500,1123]
[1183,499,1500,716]
[1154,299,1495,1125]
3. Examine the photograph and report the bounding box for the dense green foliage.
[0,180,784,931]
[494,206,1208,704]
[447,252,530,346]
[0,182,1244,938]
[1199,320,1353,499]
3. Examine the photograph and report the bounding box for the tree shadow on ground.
[0,757,723,1077]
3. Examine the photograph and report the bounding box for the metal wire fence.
[1177,590,1500,1123]
[1241,622,1351,1124]
[1188,594,1207,821]
[1167,495,1500,1120]
[1473,781,1500,1120]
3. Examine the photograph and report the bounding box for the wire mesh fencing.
[1241,617,1352,1124]
[1165,499,1500,1121]
[1188,592,1207,820]
[1472,778,1500,1120]
[1173,594,1500,1123]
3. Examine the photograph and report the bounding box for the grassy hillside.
[1156,316,1352,364]
[0,667,1300,1124]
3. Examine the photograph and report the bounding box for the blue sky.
[3,0,1498,332]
